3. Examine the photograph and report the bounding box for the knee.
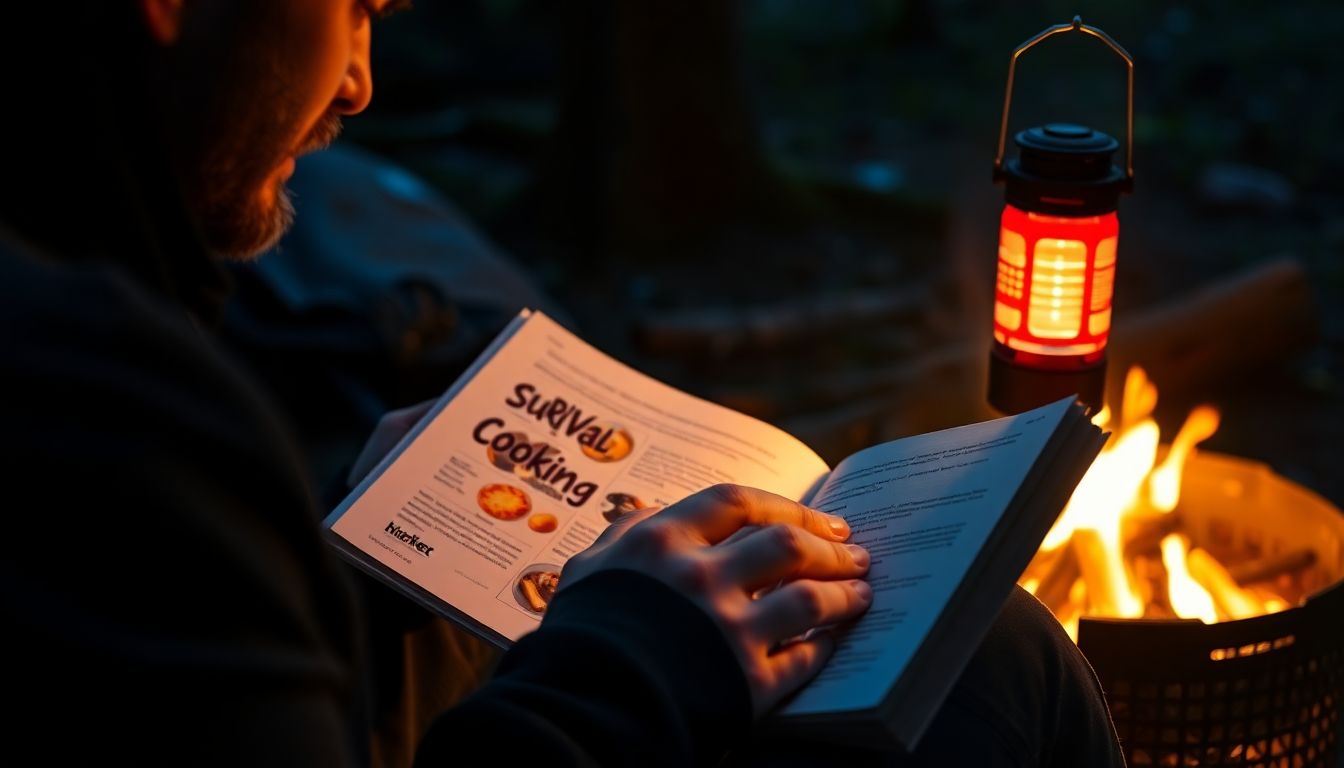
[963,586,1096,704]
[941,586,1121,765]
[991,586,1083,668]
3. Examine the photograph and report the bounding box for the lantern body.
[987,123,1128,414]
[993,205,1117,363]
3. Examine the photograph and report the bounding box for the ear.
[138,0,185,45]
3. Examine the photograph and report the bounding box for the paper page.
[779,397,1074,716]
[327,311,830,643]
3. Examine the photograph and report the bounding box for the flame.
[1041,417,1159,550]
[1161,534,1218,623]
[1149,406,1220,512]
[1017,365,1290,638]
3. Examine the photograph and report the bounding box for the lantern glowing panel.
[993,205,1118,358]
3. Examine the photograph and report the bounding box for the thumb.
[385,398,437,431]
[348,398,439,486]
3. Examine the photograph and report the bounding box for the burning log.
[1034,538,1081,611]
[1120,511,1179,557]
[1244,585,1290,614]
[1019,543,1063,589]
[1186,547,1260,620]
[1074,528,1141,617]
[1130,553,1173,618]
[1054,579,1086,639]
[1226,548,1317,585]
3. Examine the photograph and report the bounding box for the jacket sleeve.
[415,569,753,768]
[1,252,368,766]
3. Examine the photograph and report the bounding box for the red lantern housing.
[987,19,1134,414]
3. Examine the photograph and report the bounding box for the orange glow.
[1161,534,1218,623]
[1149,405,1220,512]
[993,205,1118,360]
[1027,238,1086,338]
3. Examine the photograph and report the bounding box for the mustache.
[299,114,344,155]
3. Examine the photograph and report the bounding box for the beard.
[192,112,343,261]
[161,1,344,261]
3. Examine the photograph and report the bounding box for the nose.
[332,24,373,115]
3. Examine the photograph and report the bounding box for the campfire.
[1018,366,1318,638]
[1017,366,1344,767]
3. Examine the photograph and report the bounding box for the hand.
[559,484,872,717]
[347,399,437,487]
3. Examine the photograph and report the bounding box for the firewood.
[1226,548,1316,585]
[1121,512,1180,557]
[1133,553,1173,618]
[1244,585,1291,614]
[1034,537,1082,611]
[1187,547,1260,620]
[1054,581,1085,638]
[1020,544,1060,584]
[1074,528,1142,618]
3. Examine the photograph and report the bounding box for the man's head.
[138,0,407,259]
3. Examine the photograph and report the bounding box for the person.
[0,2,1126,766]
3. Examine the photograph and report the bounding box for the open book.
[323,309,1104,751]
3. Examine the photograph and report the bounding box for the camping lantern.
[988,17,1134,414]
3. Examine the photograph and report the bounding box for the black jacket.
[0,230,750,766]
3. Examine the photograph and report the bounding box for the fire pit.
[1078,452,1344,767]
[1019,368,1344,766]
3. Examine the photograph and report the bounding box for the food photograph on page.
[578,423,635,463]
[600,492,647,524]
[527,512,558,533]
[476,482,532,521]
[514,565,563,614]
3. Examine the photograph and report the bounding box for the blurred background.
[228,0,1343,510]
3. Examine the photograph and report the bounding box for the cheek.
[287,3,361,123]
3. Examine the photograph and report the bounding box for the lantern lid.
[1017,123,1119,176]
[998,123,1130,216]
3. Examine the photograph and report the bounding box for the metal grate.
[1078,579,1343,767]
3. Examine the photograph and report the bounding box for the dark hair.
[2,3,225,315]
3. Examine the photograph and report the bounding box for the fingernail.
[852,580,873,601]
[827,515,849,538]
[846,544,869,567]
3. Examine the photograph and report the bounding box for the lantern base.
[988,346,1106,415]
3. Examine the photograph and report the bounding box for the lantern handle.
[993,16,1134,186]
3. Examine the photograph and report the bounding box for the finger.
[716,525,868,591]
[386,398,437,430]
[715,524,764,549]
[754,633,835,717]
[670,484,849,544]
[751,579,872,642]
[348,400,440,485]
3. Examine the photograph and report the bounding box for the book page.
[326,311,830,644]
[780,397,1075,716]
